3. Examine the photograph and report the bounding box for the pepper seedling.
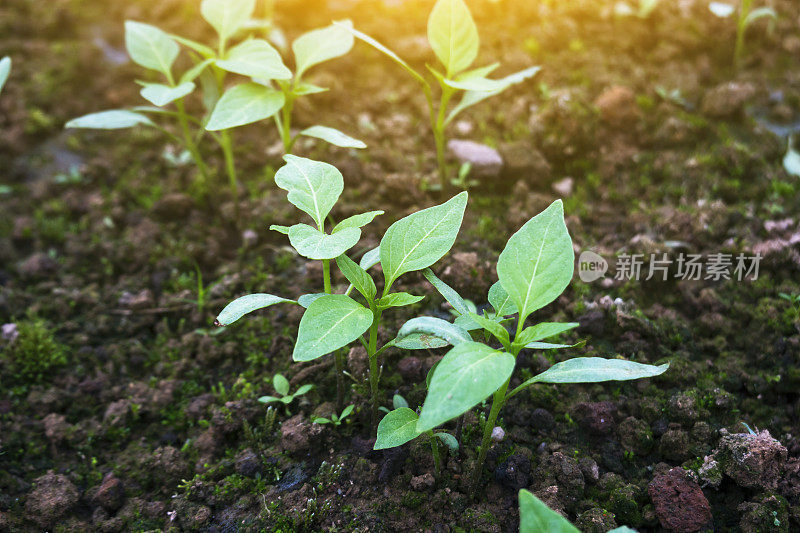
[339,0,539,189]
[372,200,668,493]
[204,18,365,155]
[214,156,469,430]
[313,404,355,426]
[258,373,314,414]
[709,0,777,68]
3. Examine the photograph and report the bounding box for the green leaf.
[258,395,279,404]
[528,357,669,385]
[337,23,429,88]
[443,64,504,91]
[395,333,450,350]
[336,254,377,300]
[215,293,295,326]
[514,322,579,347]
[519,489,580,533]
[274,155,343,229]
[744,6,777,28]
[427,0,479,77]
[468,312,510,347]
[488,281,518,316]
[333,211,384,233]
[299,125,366,149]
[313,417,331,424]
[273,374,290,396]
[378,292,425,309]
[298,293,326,308]
[380,192,468,289]
[293,20,354,78]
[525,341,577,350]
[216,39,292,80]
[65,110,155,129]
[294,384,314,396]
[206,82,285,130]
[139,82,195,107]
[374,408,421,450]
[0,56,10,95]
[171,34,216,59]
[269,224,291,235]
[417,342,515,431]
[340,404,355,419]
[393,394,409,409]
[784,137,800,178]
[201,0,256,44]
[435,432,459,453]
[608,527,638,533]
[447,66,540,124]
[287,224,361,260]
[497,199,573,325]
[396,317,471,348]
[293,295,373,362]
[179,58,214,84]
[292,81,328,95]
[125,21,179,77]
[422,268,470,316]
[360,247,381,269]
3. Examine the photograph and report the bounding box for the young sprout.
[0,56,10,96]
[258,373,313,414]
[313,404,355,426]
[709,0,777,68]
[373,200,668,494]
[339,0,540,189]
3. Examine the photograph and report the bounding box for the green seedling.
[339,0,540,189]
[709,0,777,68]
[258,373,313,413]
[375,406,458,477]
[214,156,469,430]
[313,404,355,426]
[205,19,364,154]
[0,56,10,96]
[374,200,668,493]
[519,489,637,532]
[779,292,800,321]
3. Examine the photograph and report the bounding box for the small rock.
[18,252,58,279]
[410,472,435,491]
[648,467,712,532]
[118,289,154,310]
[281,414,311,453]
[659,428,690,461]
[575,507,618,533]
[234,449,261,477]
[1,323,18,342]
[103,399,131,427]
[25,471,80,528]
[499,141,551,182]
[491,426,505,441]
[595,86,639,128]
[712,429,787,490]
[43,413,70,443]
[152,193,194,220]
[241,229,258,247]
[397,356,424,381]
[572,401,616,435]
[530,408,555,431]
[447,139,503,179]
[551,177,574,197]
[701,82,756,119]
[494,454,530,490]
[93,473,125,512]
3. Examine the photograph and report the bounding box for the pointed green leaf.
[66,110,155,129]
[258,395,280,404]
[336,254,377,300]
[374,408,421,450]
[468,312,510,347]
[287,224,361,260]
[216,39,291,80]
[417,342,514,431]
[360,247,381,269]
[784,137,800,177]
[744,6,777,27]
[0,56,10,95]
[333,211,384,233]
[422,268,470,316]
[293,295,373,362]
[299,125,366,149]
[519,489,580,533]
[515,322,579,347]
[274,155,343,229]
[139,82,195,107]
[380,192,468,289]
[180,58,214,84]
[378,292,425,309]
[525,341,577,350]
[396,316,471,348]
[206,83,285,130]
[215,293,295,326]
[529,357,669,384]
[270,224,291,235]
[273,374,290,396]
[443,64,504,91]
[497,200,573,325]
[337,23,429,88]
[125,21,179,77]
[293,20,354,78]
[201,0,256,43]
[427,0,479,76]
[298,293,326,308]
[171,34,216,59]
[393,395,409,409]
[293,81,328,95]
[436,432,459,452]
[447,66,540,124]
[295,384,314,396]
[488,281,518,317]
[396,333,450,350]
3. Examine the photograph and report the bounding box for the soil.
[1,0,800,531]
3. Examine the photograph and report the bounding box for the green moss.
[2,319,68,390]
